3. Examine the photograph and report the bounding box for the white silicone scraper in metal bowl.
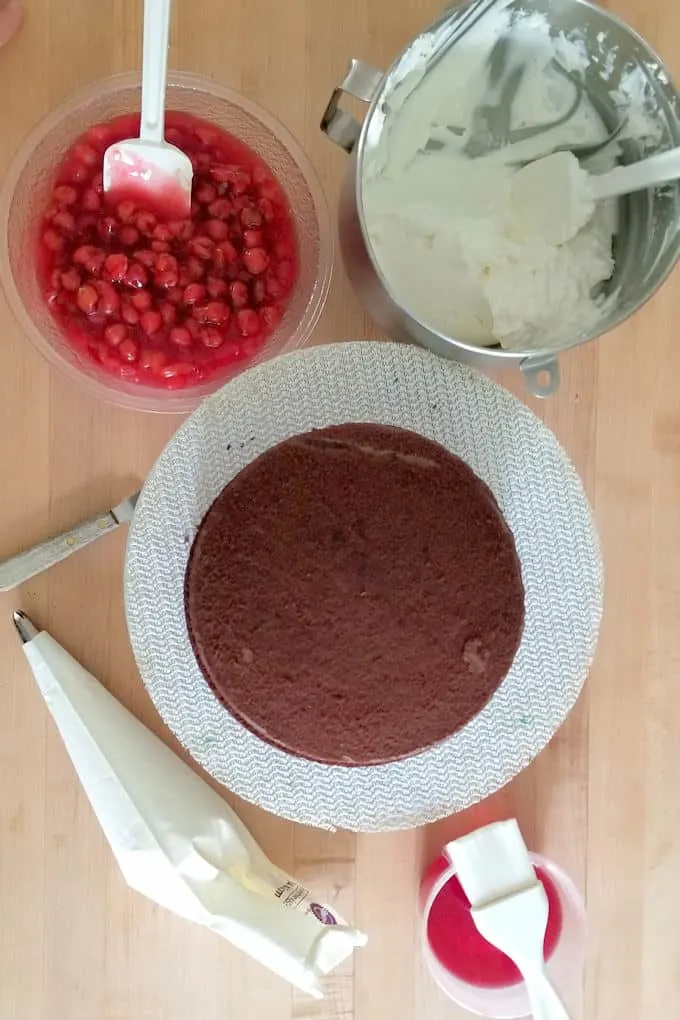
[102,0,192,218]
[512,145,680,247]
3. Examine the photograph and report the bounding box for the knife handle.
[0,511,119,592]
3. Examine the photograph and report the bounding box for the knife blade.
[0,490,140,593]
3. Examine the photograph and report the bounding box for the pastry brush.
[445,820,570,1020]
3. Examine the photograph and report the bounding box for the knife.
[0,491,140,593]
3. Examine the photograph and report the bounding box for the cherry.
[124,263,149,289]
[105,323,128,347]
[195,301,229,325]
[54,185,78,206]
[119,225,140,247]
[76,284,98,314]
[213,242,238,271]
[229,280,249,308]
[257,197,275,222]
[118,338,139,362]
[131,289,153,311]
[265,273,283,299]
[73,245,105,274]
[154,253,179,289]
[252,165,270,186]
[183,283,206,306]
[134,249,157,269]
[69,162,91,184]
[207,197,233,219]
[195,181,217,205]
[189,236,214,260]
[140,309,162,335]
[168,219,193,241]
[240,206,263,229]
[82,189,101,213]
[98,216,118,243]
[236,308,260,336]
[206,277,227,299]
[261,304,283,329]
[186,256,206,281]
[117,200,136,223]
[162,360,195,380]
[95,280,120,316]
[60,267,81,292]
[75,143,99,168]
[276,260,294,289]
[121,301,140,325]
[200,326,224,349]
[243,248,269,275]
[103,253,128,283]
[170,326,193,348]
[205,218,229,241]
[243,229,264,248]
[134,210,156,235]
[251,278,266,305]
[159,301,176,327]
[140,347,167,373]
[42,229,65,252]
[77,213,98,235]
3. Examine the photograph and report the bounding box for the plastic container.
[0,72,332,413]
[420,851,587,1019]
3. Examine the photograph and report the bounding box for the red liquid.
[425,856,564,989]
[38,112,299,390]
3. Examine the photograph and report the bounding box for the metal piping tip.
[13,610,39,644]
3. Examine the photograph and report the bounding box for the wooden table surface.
[1,1,679,1018]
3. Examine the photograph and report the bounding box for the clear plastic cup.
[420,851,587,1019]
[0,72,332,413]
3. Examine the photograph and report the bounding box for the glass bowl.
[0,72,333,413]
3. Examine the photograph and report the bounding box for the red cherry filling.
[38,111,298,390]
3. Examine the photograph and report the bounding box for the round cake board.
[124,342,603,832]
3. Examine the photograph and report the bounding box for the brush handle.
[523,969,570,1020]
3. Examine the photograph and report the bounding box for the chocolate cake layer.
[184,423,525,766]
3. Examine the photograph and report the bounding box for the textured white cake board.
[124,342,603,832]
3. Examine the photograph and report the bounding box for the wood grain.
[1,1,679,1018]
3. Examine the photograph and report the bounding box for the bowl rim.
[0,70,333,414]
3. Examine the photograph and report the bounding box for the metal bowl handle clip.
[321,59,384,153]
[520,357,561,398]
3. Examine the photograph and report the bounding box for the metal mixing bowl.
[322,0,680,396]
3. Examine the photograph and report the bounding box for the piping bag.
[13,611,366,997]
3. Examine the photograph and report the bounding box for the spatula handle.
[592,145,680,201]
[140,0,171,144]
[0,511,120,592]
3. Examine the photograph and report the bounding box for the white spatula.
[446,820,570,1020]
[102,0,192,219]
[511,146,680,247]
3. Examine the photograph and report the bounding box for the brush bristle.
[445,819,537,908]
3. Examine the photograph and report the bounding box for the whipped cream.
[362,6,620,350]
